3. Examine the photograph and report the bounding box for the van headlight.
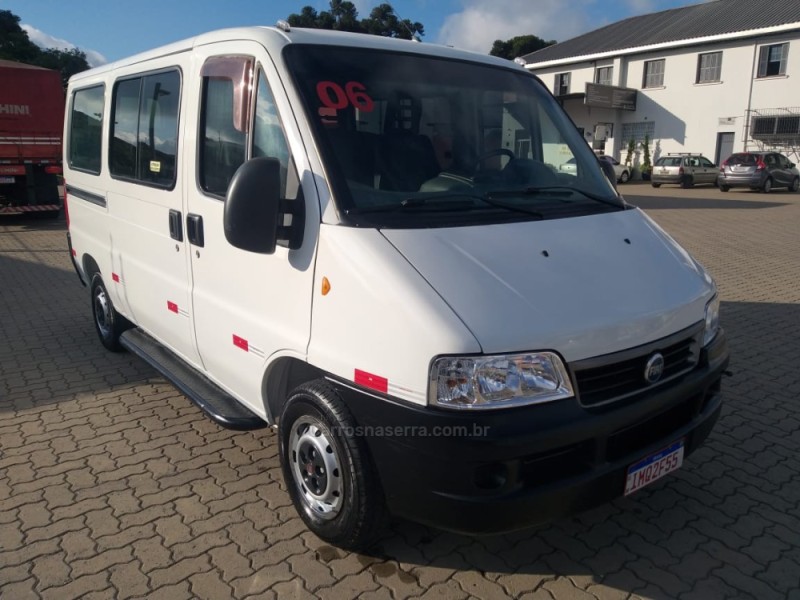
[430,352,574,410]
[703,294,720,346]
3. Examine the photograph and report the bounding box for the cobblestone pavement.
[1,187,799,600]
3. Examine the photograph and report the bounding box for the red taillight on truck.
[678,166,684,175]
[720,159,727,174]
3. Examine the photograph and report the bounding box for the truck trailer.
[0,59,64,217]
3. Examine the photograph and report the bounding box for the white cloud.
[22,24,107,67]
[436,0,598,55]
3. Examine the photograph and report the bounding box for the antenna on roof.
[393,8,422,42]
[276,20,291,33]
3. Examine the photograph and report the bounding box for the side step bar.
[120,328,267,431]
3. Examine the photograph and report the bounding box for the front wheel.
[791,177,799,192]
[619,171,630,184]
[279,380,386,550]
[651,182,661,188]
[719,185,730,192]
[90,274,129,352]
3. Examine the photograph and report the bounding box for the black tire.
[651,182,661,188]
[90,274,128,352]
[619,170,630,184]
[719,185,730,192]
[791,177,799,193]
[681,175,694,189]
[279,380,386,550]
[762,177,773,193]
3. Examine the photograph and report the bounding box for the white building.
[522,0,800,169]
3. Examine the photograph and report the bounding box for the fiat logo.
[644,353,665,384]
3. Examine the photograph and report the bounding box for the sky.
[3,0,709,66]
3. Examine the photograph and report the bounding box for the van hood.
[380,208,713,361]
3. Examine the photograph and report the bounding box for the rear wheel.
[719,185,730,192]
[681,175,694,189]
[279,380,386,550]
[762,177,773,193]
[651,182,661,188]
[90,274,129,352]
[791,177,799,192]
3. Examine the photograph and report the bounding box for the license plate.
[0,176,14,184]
[660,169,668,174]
[624,439,684,496]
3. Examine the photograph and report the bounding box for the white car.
[599,155,631,183]
[64,24,728,550]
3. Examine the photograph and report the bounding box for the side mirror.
[224,157,304,254]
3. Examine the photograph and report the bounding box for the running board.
[120,328,267,431]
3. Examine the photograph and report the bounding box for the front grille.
[572,323,702,408]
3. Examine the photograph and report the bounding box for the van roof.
[68,25,521,84]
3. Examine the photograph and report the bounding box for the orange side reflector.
[321,277,331,296]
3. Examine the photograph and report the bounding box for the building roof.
[522,0,800,65]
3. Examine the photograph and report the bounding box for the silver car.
[651,154,718,188]
[718,152,800,193]
[599,155,631,183]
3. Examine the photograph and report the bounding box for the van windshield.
[284,45,622,228]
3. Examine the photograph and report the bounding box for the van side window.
[109,69,181,188]
[252,68,296,199]
[69,85,104,174]
[110,79,140,179]
[199,56,251,197]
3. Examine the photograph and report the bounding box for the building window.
[554,73,570,96]
[697,52,722,83]
[595,66,613,86]
[68,85,104,174]
[621,121,655,144]
[757,43,789,78]
[642,59,665,88]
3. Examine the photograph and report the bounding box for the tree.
[0,10,41,63]
[640,134,652,179]
[0,9,91,86]
[287,1,424,39]
[490,35,555,61]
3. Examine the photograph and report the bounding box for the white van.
[64,24,729,549]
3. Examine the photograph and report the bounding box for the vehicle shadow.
[0,232,156,413]
[344,299,800,599]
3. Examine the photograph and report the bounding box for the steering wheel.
[473,148,516,172]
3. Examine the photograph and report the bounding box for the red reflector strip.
[44,165,62,174]
[112,273,120,283]
[233,334,249,352]
[167,301,178,313]
[354,369,388,393]
[71,249,77,257]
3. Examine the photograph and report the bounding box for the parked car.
[651,154,718,188]
[598,155,631,183]
[717,152,800,193]
[559,157,577,175]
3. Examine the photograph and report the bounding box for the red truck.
[0,59,65,217]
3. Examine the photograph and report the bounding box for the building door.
[715,132,735,165]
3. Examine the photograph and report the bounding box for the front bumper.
[336,329,729,535]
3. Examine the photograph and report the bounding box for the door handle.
[186,213,204,247]
[168,209,183,241]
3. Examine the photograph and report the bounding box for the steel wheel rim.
[94,287,113,338]
[289,416,343,520]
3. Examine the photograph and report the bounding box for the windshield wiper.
[489,186,622,208]
[347,193,543,219]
